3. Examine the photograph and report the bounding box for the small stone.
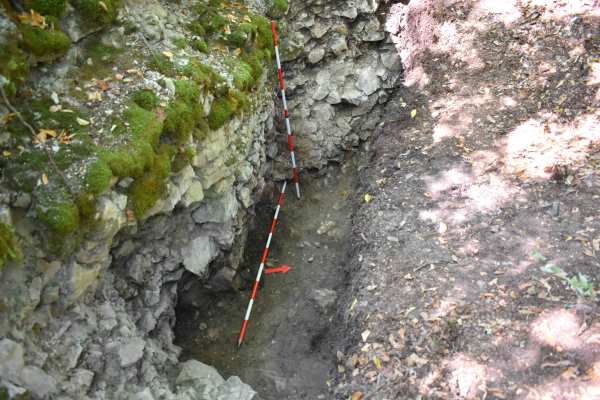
[118,338,145,367]
[308,48,325,64]
[20,365,57,398]
[181,236,219,277]
[311,289,337,310]
[0,339,24,381]
[307,256,314,263]
[386,236,399,242]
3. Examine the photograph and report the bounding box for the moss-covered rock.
[128,145,173,218]
[0,222,22,269]
[0,42,29,94]
[148,53,176,77]
[83,158,113,195]
[72,0,121,26]
[26,0,67,17]
[208,95,235,130]
[19,24,70,62]
[131,89,159,111]
[191,39,208,53]
[101,103,163,178]
[35,185,80,235]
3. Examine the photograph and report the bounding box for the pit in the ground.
[175,161,358,400]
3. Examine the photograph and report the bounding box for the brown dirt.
[333,1,600,399]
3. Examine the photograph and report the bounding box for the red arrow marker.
[264,265,291,275]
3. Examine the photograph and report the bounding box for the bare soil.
[333,1,600,399]
[176,161,358,400]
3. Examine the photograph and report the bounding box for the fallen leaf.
[76,117,90,126]
[98,0,109,11]
[351,392,364,400]
[373,355,382,370]
[87,91,102,101]
[96,79,110,92]
[17,10,46,28]
[41,173,49,185]
[361,330,371,342]
[2,150,11,157]
[364,193,373,203]
[162,51,174,60]
[49,105,62,113]
[410,109,417,119]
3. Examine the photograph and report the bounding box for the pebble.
[307,256,314,263]
[387,236,399,242]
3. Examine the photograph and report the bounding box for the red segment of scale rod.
[271,20,301,199]
[237,181,287,347]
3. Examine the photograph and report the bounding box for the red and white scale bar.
[271,21,301,199]
[237,181,287,347]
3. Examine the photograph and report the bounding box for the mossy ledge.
[0,0,278,256]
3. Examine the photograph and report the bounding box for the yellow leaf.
[162,51,174,60]
[41,173,49,185]
[364,193,373,203]
[351,392,364,400]
[410,109,417,119]
[76,117,90,126]
[98,1,109,11]
[373,355,382,370]
[2,150,11,157]
[17,10,46,28]
[224,25,231,34]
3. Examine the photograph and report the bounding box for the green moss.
[163,80,203,144]
[26,0,67,17]
[173,37,187,49]
[208,96,235,130]
[272,0,288,12]
[188,21,206,36]
[131,89,159,110]
[226,58,254,90]
[0,222,22,269]
[163,100,195,144]
[252,15,274,51]
[148,54,176,77]
[19,25,70,62]
[171,146,196,172]
[35,186,80,235]
[242,51,265,81]
[128,145,173,218]
[0,42,29,94]
[180,61,223,89]
[101,104,162,177]
[72,0,121,26]
[192,39,208,53]
[75,193,97,223]
[193,118,210,141]
[83,158,113,195]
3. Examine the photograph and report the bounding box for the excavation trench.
[175,158,359,399]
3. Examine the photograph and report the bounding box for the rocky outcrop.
[0,0,399,398]
[273,0,402,173]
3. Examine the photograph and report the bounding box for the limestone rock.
[308,47,326,64]
[118,338,145,367]
[192,190,238,225]
[0,339,24,382]
[181,236,218,277]
[180,179,204,208]
[357,67,380,95]
[20,365,57,399]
